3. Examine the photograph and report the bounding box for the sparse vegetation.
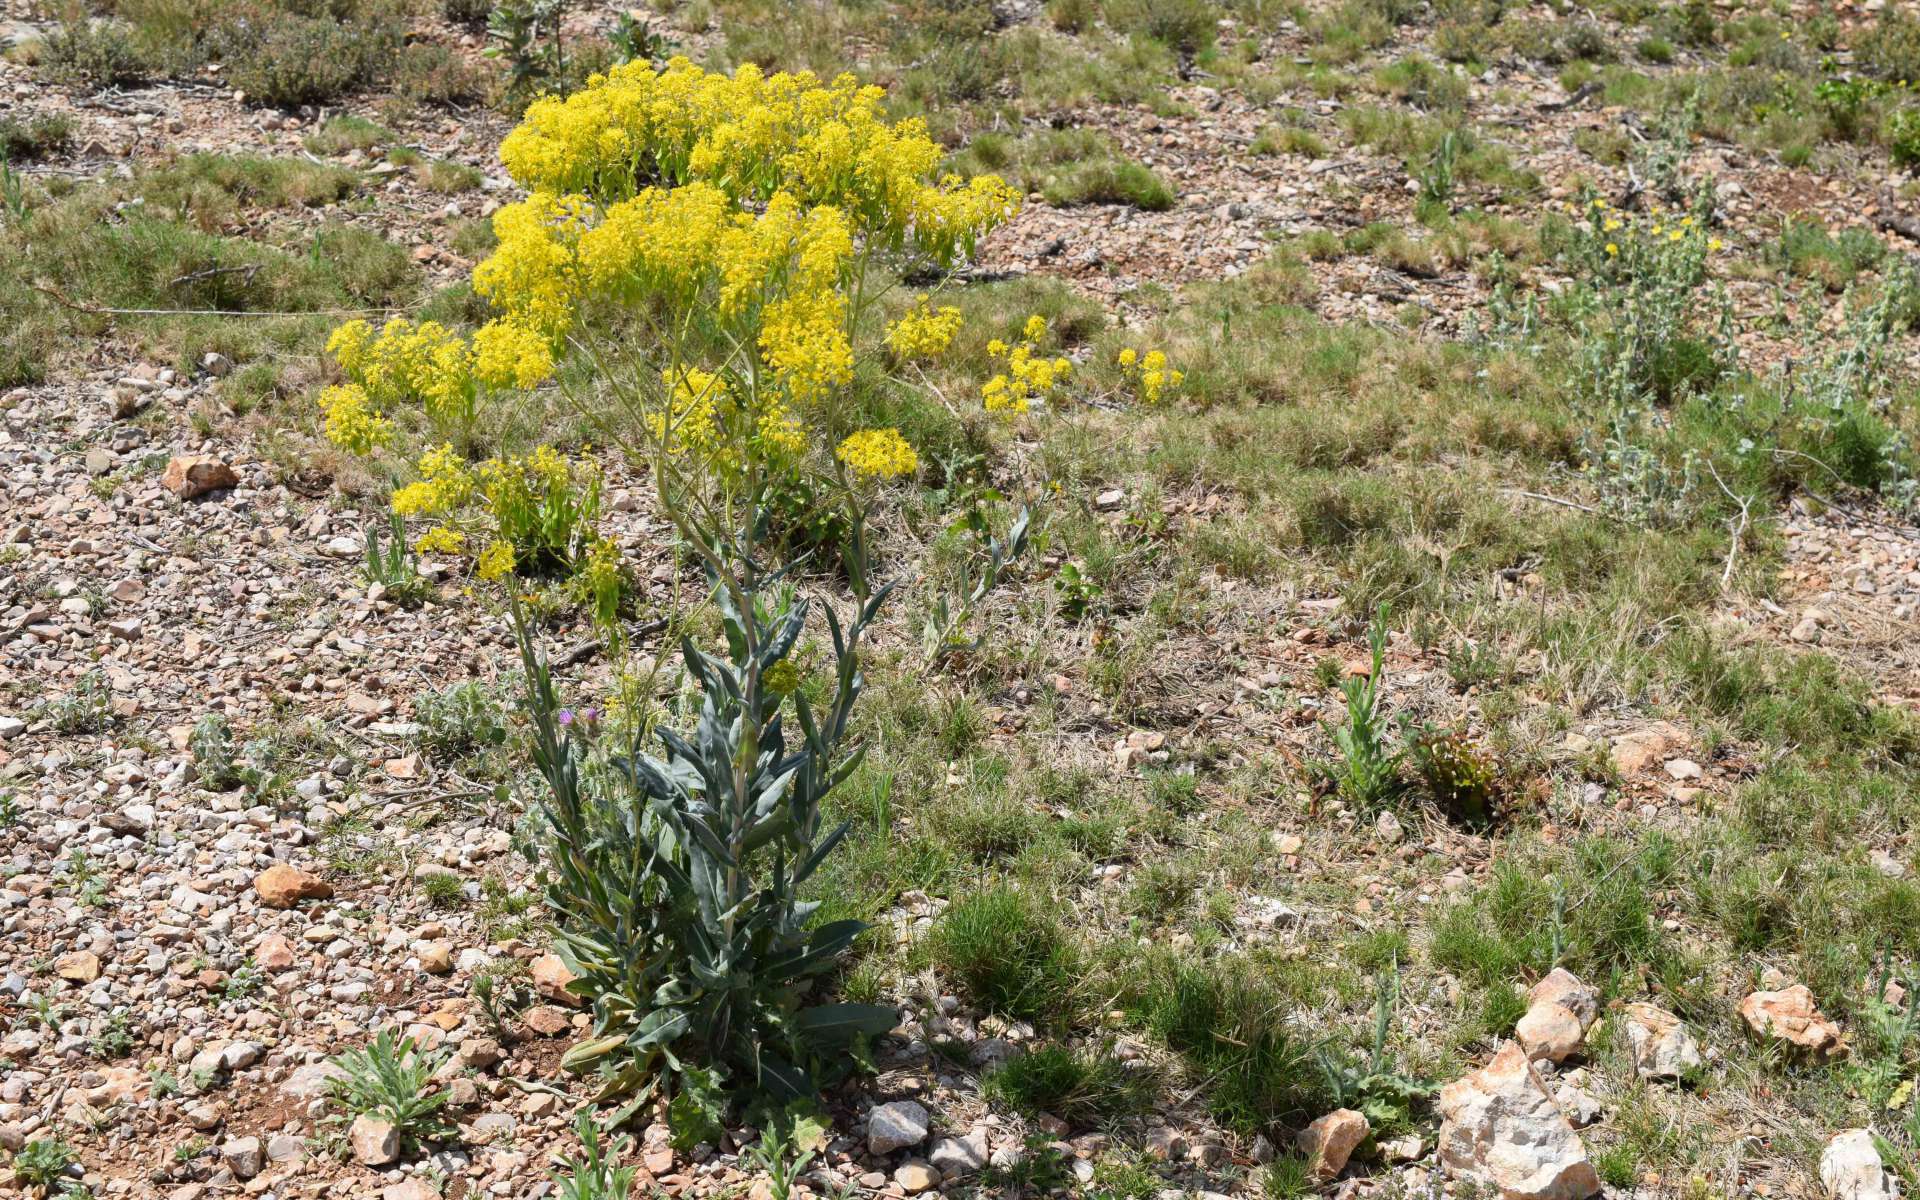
[13,0,1920,1192]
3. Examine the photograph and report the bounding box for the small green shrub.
[41,670,113,735]
[0,114,74,162]
[1888,108,1920,170]
[216,13,399,107]
[1860,11,1920,85]
[1047,0,1095,33]
[443,0,491,26]
[1408,727,1495,823]
[42,18,147,87]
[1102,0,1216,55]
[394,42,491,105]
[190,713,245,791]
[1320,608,1406,810]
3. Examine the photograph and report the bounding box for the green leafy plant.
[41,670,112,735]
[9,1139,76,1196]
[922,502,1032,662]
[1320,607,1407,810]
[486,0,572,98]
[364,513,434,606]
[414,681,511,758]
[189,713,246,791]
[1417,129,1459,205]
[518,557,898,1126]
[549,1114,638,1200]
[1407,727,1496,824]
[471,962,534,1040]
[0,154,29,225]
[88,1011,135,1060]
[65,851,106,907]
[1313,958,1434,1134]
[324,1030,455,1150]
[740,1103,827,1200]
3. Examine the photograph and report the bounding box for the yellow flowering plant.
[1564,189,1728,409]
[982,315,1074,415]
[1115,347,1186,405]
[338,57,1042,1126]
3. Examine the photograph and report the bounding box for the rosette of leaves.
[516,558,898,1130]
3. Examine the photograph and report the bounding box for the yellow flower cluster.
[472,319,557,390]
[391,443,476,517]
[318,384,394,455]
[1116,347,1185,404]
[497,57,1017,261]
[327,318,476,427]
[647,367,806,467]
[835,428,920,480]
[884,296,963,362]
[473,192,593,338]
[476,540,516,581]
[323,311,557,455]
[982,315,1072,415]
[390,443,603,585]
[415,525,468,555]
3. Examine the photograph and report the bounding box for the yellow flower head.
[471,320,556,390]
[1022,314,1048,342]
[835,428,919,480]
[318,384,394,456]
[884,295,964,362]
[477,540,516,581]
[415,526,468,555]
[1605,243,1619,256]
[326,320,374,373]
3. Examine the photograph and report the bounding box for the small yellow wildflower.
[1022,314,1048,342]
[1708,237,1724,252]
[835,428,919,480]
[415,526,468,555]
[1605,243,1619,256]
[476,540,516,581]
[318,384,394,456]
[471,320,556,390]
[326,320,374,374]
[883,296,964,361]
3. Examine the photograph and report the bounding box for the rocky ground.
[4,0,1920,1197]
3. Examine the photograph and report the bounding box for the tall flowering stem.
[453,58,1021,1119]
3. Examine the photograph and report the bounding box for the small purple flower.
[557,708,575,727]
[557,707,601,734]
